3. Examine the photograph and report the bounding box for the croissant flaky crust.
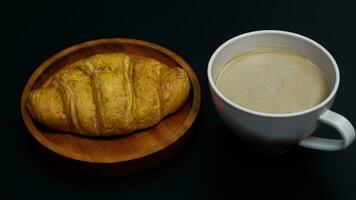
[27,53,191,136]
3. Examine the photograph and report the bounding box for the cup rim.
[207,30,340,118]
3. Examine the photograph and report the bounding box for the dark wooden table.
[3,0,356,199]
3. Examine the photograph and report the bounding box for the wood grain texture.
[21,38,201,176]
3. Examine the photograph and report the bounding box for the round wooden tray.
[21,38,201,176]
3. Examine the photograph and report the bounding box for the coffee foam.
[216,48,330,114]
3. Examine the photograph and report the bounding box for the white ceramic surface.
[208,30,355,154]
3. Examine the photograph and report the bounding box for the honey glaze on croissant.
[27,53,191,136]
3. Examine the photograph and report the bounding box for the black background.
[3,0,356,199]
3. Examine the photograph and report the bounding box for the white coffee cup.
[208,30,355,154]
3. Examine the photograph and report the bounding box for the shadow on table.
[209,125,330,199]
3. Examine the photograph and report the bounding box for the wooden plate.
[21,38,201,176]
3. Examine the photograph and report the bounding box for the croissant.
[27,53,190,136]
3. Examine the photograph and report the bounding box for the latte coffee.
[216,48,330,114]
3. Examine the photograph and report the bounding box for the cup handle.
[299,110,355,151]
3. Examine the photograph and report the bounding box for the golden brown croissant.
[27,53,190,136]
